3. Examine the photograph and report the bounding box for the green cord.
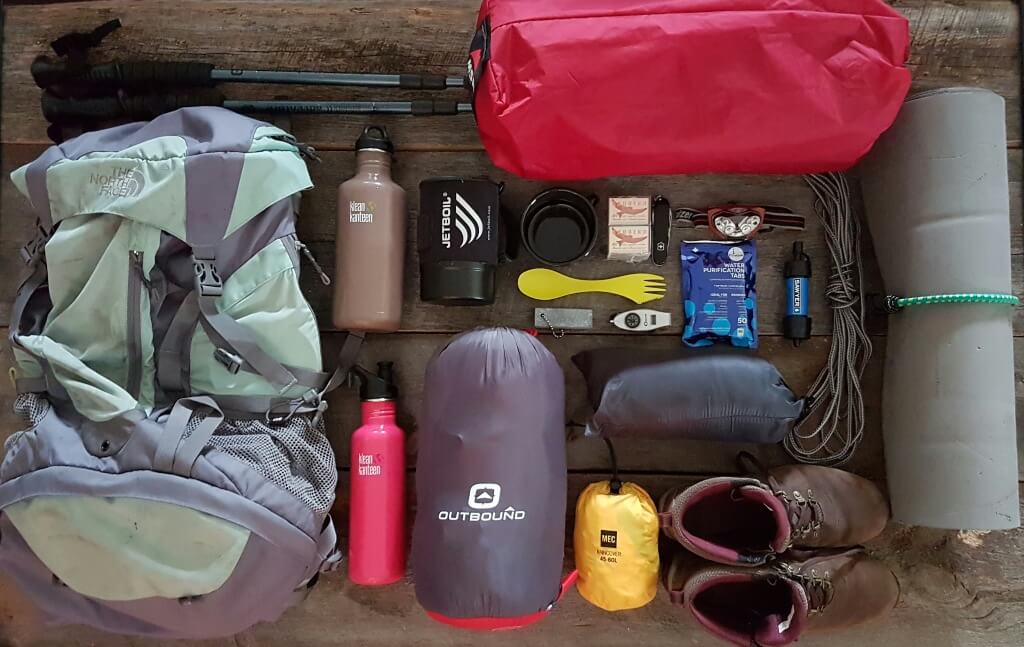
[887,293,1020,312]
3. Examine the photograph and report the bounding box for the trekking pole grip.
[33,57,215,89]
[398,73,456,90]
[410,100,471,116]
[42,90,225,122]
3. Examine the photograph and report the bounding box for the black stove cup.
[520,188,598,265]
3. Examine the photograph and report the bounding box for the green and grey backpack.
[1,107,358,637]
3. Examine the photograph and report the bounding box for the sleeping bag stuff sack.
[574,481,659,612]
[412,328,573,630]
[468,0,911,180]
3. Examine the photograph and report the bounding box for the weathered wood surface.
[1,1,1023,647]
[2,1,1023,146]
[2,478,1023,647]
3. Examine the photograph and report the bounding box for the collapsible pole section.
[41,91,471,122]
[33,57,466,91]
[225,99,472,115]
[211,69,465,90]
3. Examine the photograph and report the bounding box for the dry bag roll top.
[469,0,911,180]
[412,328,571,630]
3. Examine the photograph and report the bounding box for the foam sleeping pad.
[859,88,1020,530]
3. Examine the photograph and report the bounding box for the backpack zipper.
[270,134,322,162]
[126,250,147,400]
[294,239,331,285]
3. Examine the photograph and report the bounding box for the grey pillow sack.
[573,348,804,443]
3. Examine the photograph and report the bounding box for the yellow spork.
[518,268,667,305]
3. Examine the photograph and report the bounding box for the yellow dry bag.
[573,479,660,611]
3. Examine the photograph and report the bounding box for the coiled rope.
[784,173,872,466]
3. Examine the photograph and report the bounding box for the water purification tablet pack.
[681,241,758,348]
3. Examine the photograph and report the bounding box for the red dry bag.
[468,0,911,180]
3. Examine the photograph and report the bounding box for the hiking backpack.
[1,107,358,638]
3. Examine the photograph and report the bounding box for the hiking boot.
[659,459,889,565]
[663,548,899,646]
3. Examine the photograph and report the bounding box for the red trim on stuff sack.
[426,571,579,631]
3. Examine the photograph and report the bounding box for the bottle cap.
[352,362,399,401]
[784,241,812,278]
[355,126,395,155]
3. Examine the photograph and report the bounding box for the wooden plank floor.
[1,1,1022,646]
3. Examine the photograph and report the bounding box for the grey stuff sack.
[573,348,804,443]
[1,108,346,638]
[412,328,570,630]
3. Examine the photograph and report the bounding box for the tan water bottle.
[333,126,406,332]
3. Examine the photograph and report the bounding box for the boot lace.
[774,487,824,543]
[735,451,825,546]
[773,563,835,614]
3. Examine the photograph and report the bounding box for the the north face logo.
[90,167,145,198]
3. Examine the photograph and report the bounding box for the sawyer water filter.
[783,242,812,346]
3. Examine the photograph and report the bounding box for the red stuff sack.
[468,0,911,180]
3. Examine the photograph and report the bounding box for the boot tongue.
[737,485,792,553]
[751,576,809,647]
[754,612,796,646]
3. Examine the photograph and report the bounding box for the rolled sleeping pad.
[412,328,572,629]
[859,88,1020,529]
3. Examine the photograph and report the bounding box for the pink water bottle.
[349,362,406,585]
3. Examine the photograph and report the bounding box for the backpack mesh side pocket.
[5,394,51,454]
[203,416,337,515]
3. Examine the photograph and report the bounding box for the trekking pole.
[41,90,473,121]
[226,99,472,115]
[33,57,467,91]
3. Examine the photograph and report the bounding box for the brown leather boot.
[664,548,899,646]
[659,461,889,565]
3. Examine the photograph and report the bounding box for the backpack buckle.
[213,348,243,374]
[20,222,50,264]
[193,258,223,297]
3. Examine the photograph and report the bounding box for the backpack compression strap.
[188,257,362,418]
[8,223,54,394]
[191,252,365,419]
[193,256,304,391]
[264,331,364,425]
